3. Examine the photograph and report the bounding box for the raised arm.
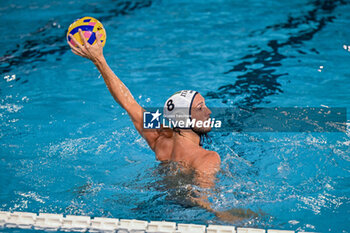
[68,29,161,150]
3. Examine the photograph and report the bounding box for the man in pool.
[68,30,220,186]
[68,30,256,222]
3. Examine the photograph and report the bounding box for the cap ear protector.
[163,90,198,129]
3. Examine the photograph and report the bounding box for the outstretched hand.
[215,210,244,222]
[215,208,263,223]
[67,29,104,63]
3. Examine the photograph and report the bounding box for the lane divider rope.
[0,211,317,233]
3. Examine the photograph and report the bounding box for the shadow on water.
[206,0,347,107]
[0,0,153,75]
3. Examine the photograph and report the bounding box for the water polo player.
[68,29,220,185]
[67,29,261,222]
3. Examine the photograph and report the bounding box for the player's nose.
[206,107,212,117]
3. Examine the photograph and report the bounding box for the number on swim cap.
[167,99,174,111]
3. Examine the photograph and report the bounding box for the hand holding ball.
[67,16,107,47]
[67,17,106,61]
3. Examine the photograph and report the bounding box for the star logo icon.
[150,109,161,122]
[143,110,162,129]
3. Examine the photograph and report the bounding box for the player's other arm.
[68,30,160,150]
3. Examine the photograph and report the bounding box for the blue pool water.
[1,0,350,232]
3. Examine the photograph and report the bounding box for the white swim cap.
[163,90,198,129]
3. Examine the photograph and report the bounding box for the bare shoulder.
[204,151,221,163]
[152,128,174,161]
[154,127,174,146]
[193,150,221,174]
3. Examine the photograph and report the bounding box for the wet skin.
[68,29,259,223]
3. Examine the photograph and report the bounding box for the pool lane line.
[0,210,318,233]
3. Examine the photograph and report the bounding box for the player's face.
[191,93,212,133]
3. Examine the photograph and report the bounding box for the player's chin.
[193,126,212,134]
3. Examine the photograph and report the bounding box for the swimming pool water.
[1,0,350,232]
